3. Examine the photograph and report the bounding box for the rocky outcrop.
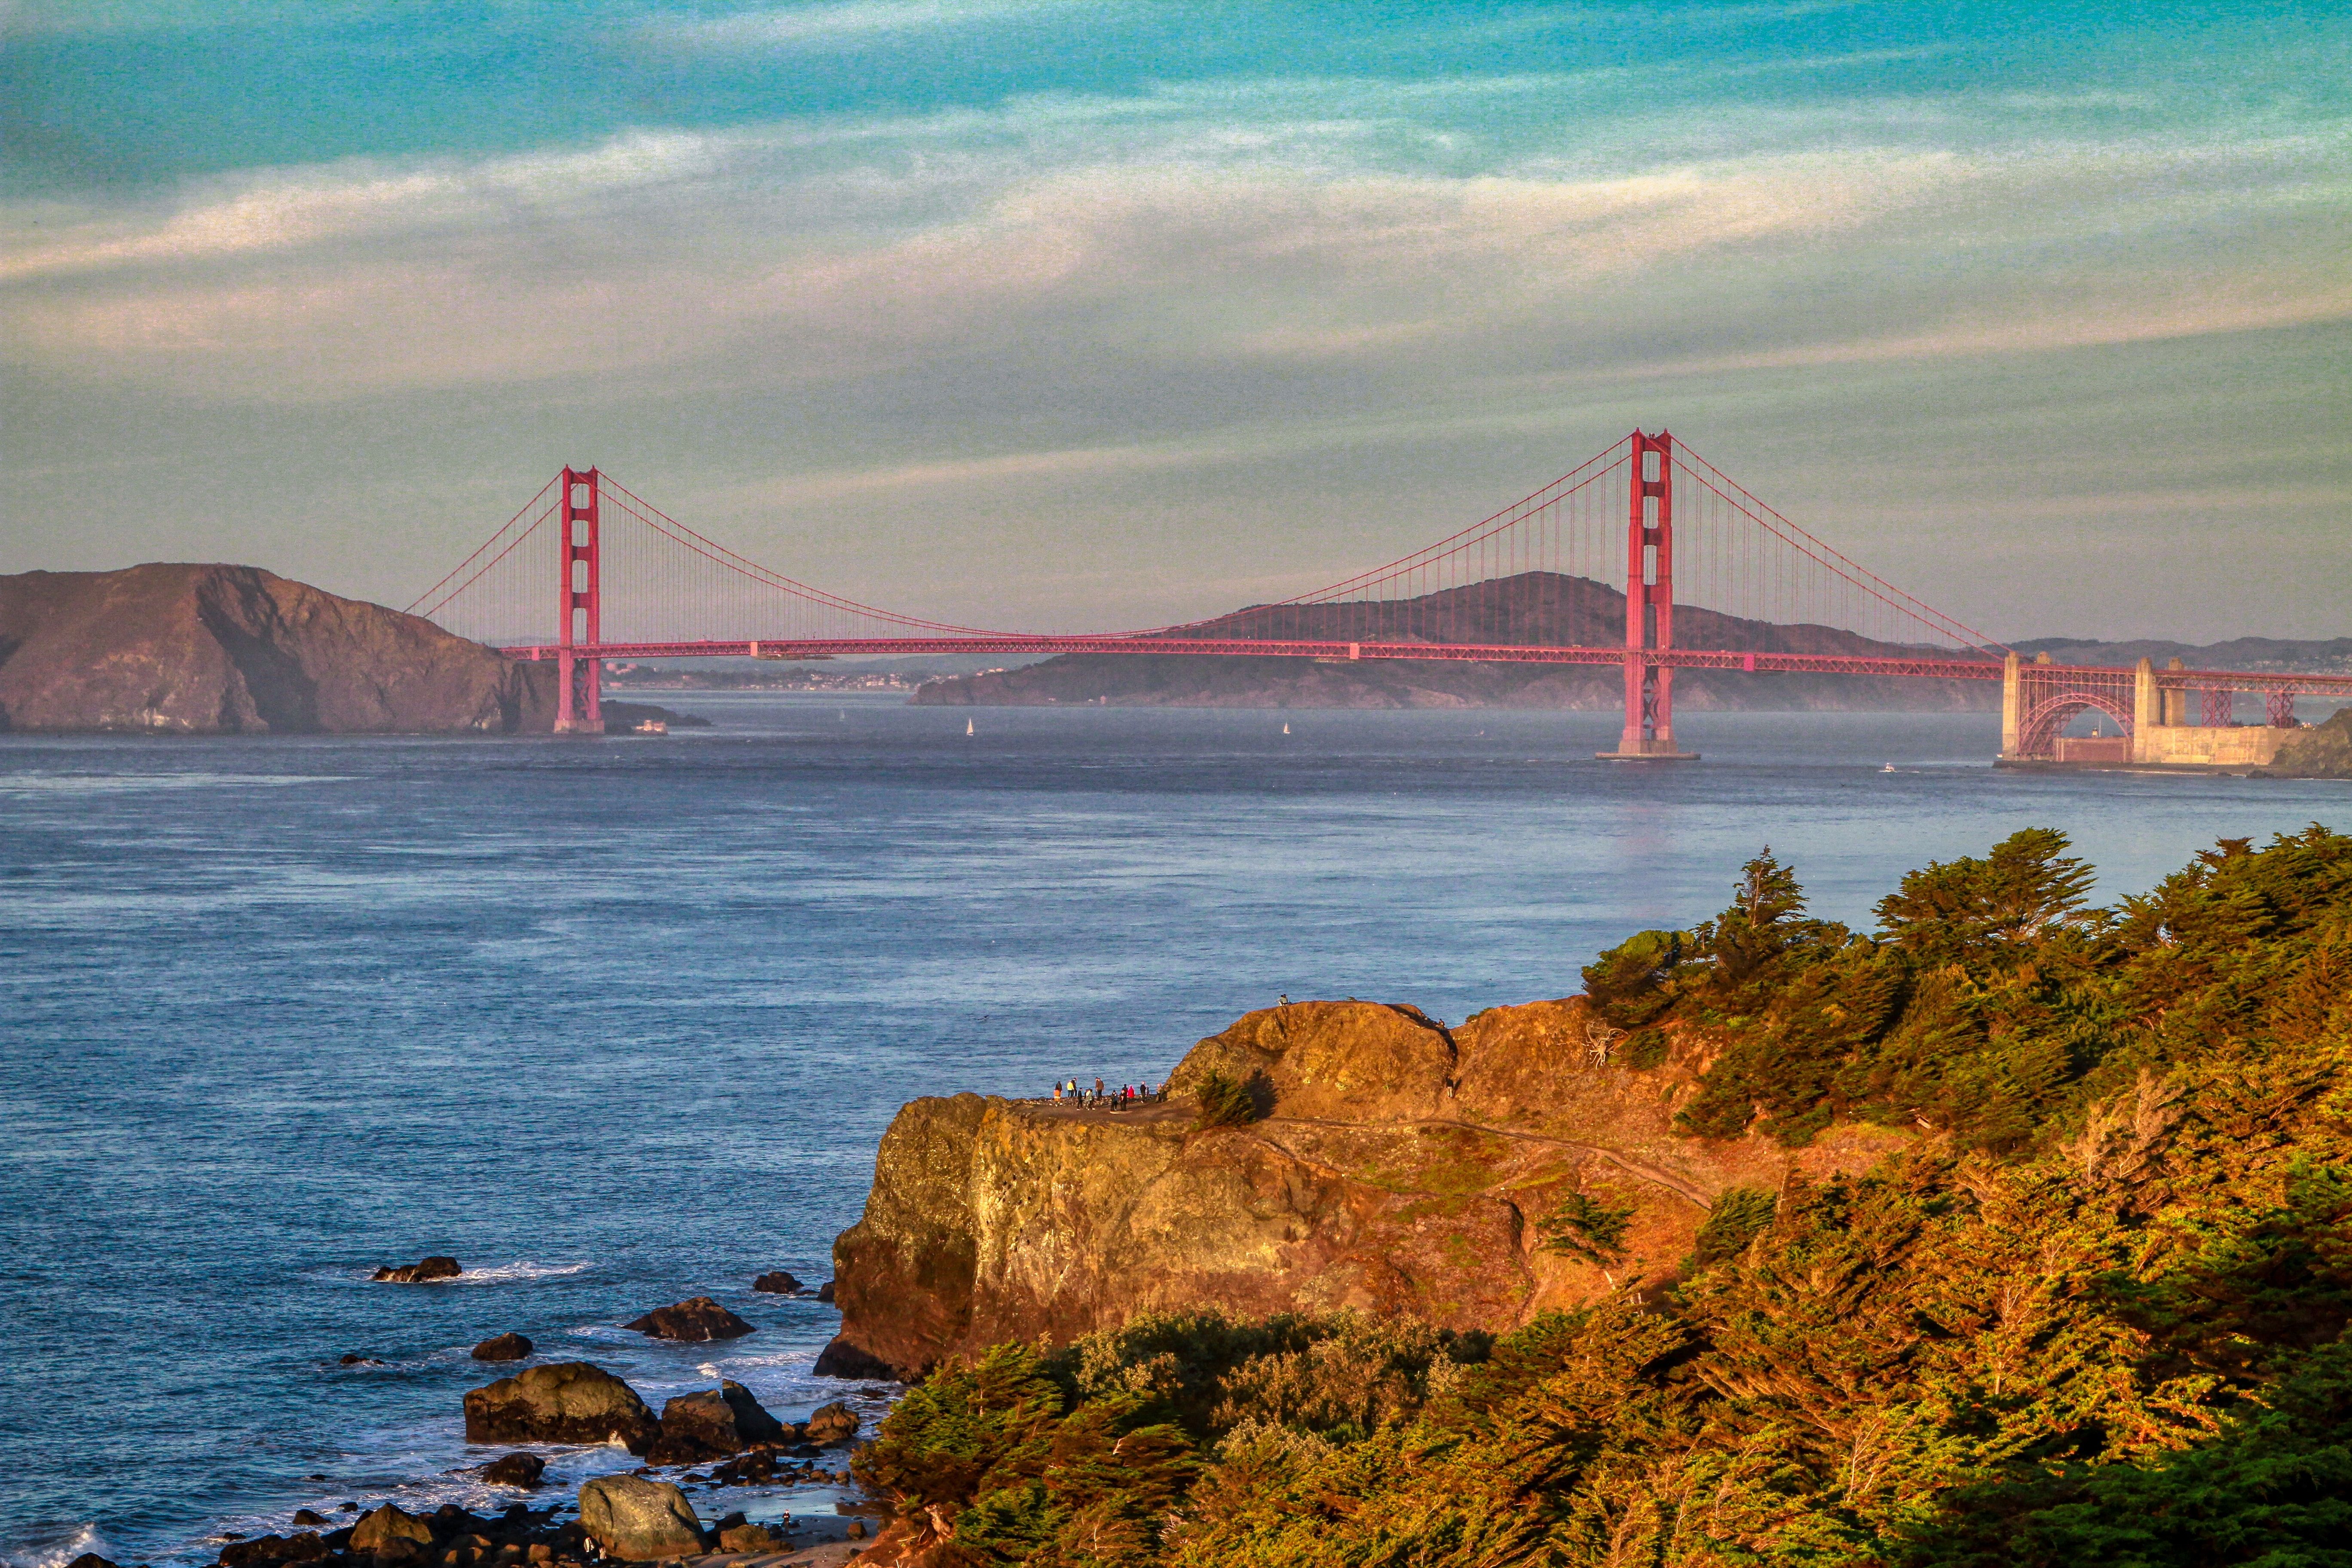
[373,1257,460,1283]
[821,999,1908,1378]
[576,1477,704,1561]
[470,1332,533,1362]
[0,565,565,734]
[648,1380,787,1462]
[462,1362,659,1454]
[625,1297,754,1341]
[751,1271,802,1294]
[2256,706,2352,778]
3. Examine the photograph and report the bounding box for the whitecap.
[1,1522,109,1568]
[449,1260,592,1285]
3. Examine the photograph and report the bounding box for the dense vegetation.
[852,828,2352,1566]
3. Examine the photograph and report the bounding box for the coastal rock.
[470,1332,533,1362]
[0,565,560,735]
[463,1362,659,1454]
[339,1354,386,1366]
[649,1380,787,1462]
[291,1512,327,1528]
[373,1257,461,1284]
[816,1280,835,1305]
[480,1452,545,1488]
[802,1400,858,1447]
[350,1506,433,1556]
[217,1535,326,1567]
[576,1476,704,1561]
[716,1524,780,1553]
[2256,706,2352,778]
[65,1555,119,1568]
[750,1271,802,1294]
[624,1296,754,1342]
[822,1000,1903,1377]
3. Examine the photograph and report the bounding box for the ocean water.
[3,695,2347,1568]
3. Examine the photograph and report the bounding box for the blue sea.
[3,696,2346,1568]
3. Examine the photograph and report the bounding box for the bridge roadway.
[499,638,2352,698]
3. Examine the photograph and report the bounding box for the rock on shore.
[818,999,1909,1378]
[462,1362,659,1453]
[2257,706,2352,778]
[576,1476,703,1561]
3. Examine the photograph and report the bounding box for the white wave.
[449,1260,593,1284]
[1,1522,109,1568]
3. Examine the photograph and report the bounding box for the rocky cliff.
[2256,705,2352,778]
[0,563,573,734]
[818,998,1906,1379]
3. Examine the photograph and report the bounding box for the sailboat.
[966,719,975,736]
[1282,723,1290,735]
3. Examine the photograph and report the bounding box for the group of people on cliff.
[1051,1078,1164,1109]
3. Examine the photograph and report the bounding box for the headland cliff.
[817,996,1902,1379]
[0,563,692,735]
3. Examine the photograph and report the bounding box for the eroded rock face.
[462,1362,659,1454]
[0,565,560,735]
[821,999,1907,1378]
[625,1296,753,1342]
[470,1332,533,1362]
[576,1476,703,1562]
[373,1257,460,1283]
[2258,706,2352,778]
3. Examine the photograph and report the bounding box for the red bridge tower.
[555,466,602,735]
[1599,429,1698,760]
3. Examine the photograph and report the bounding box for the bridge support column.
[554,466,603,736]
[2132,657,2159,764]
[1597,430,1698,761]
[2000,652,2022,758]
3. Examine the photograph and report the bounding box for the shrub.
[1191,1068,1261,1128]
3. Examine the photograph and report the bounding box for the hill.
[913,571,2000,710]
[831,827,2352,1568]
[0,564,552,734]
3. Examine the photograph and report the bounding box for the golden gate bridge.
[405,431,2352,765]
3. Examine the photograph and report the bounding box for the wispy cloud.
[644,0,1075,51]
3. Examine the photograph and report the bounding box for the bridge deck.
[496,638,2352,697]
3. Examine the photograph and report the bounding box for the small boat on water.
[634,719,668,735]
[1881,763,1897,772]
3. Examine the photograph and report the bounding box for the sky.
[3,1,2347,641]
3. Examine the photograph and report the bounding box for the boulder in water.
[470,1332,533,1362]
[649,1380,787,1462]
[66,1556,119,1568]
[350,1506,433,1557]
[750,1271,801,1294]
[802,1400,859,1447]
[339,1354,386,1366]
[463,1362,659,1454]
[576,1476,705,1561]
[815,1280,836,1304]
[481,1452,546,1488]
[372,1257,460,1283]
[623,1296,753,1342]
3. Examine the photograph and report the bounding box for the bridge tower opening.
[1598,429,1699,761]
[555,466,602,735]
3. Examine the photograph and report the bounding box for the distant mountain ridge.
[2014,635,2352,674]
[916,570,2001,711]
